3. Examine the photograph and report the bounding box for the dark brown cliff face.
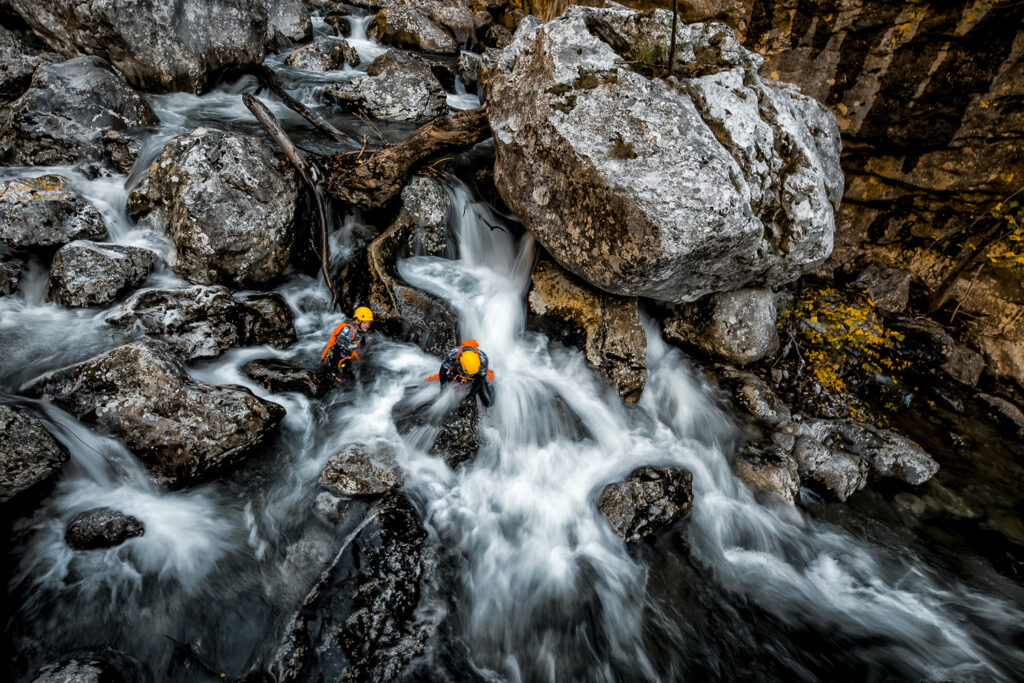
[512,0,1023,258]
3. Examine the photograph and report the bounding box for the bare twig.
[243,93,339,306]
[668,0,678,77]
[256,66,358,147]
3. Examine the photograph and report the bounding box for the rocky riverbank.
[2,1,1023,681]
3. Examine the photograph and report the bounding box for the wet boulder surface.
[6,0,310,93]
[269,494,441,683]
[664,288,780,366]
[368,0,476,55]
[48,241,156,308]
[488,7,842,304]
[0,403,69,505]
[23,341,286,487]
[324,50,448,122]
[0,176,107,249]
[0,24,58,104]
[244,358,328,398]
[106,286,296,360]
[286,40,360,71]
[597,465,693,543]
[127,128,300,288]
[320,444,405,497]
[0,56,158,166]
[64,507,145,550]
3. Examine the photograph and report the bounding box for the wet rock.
[852,263,911,314]
[430,399,481,468]
[665,288,779,365]
[313,490,345,523]
[0,24,58,104]
[243,358,327,398]
[0,56,158,166]
[101,130,144,174]
[597,465,693,543]
[716,367,790,426]
[65,507,145,550]
[323,50,448,122]
[457,51,480,91]
[941,344,985,387]
[0,260,22,296]
[49,241,156,308]
[106,285,296,360]
[325,14,353,37]
[335,195,458,356]
[802,419,939,487]
[24,341,285,487]
[399,176,450,256]
[320,443,404,496]
[733,445,800,504]
[0,403,69,505]
[0,176,107,249]
[128,128,299,287]
[270,493,434,682]
[527,257,646,403]
[237,293,299,350]
[369,0,475,54]
[489,8,842,304]
[7,0,309,93]
[978,393,1024,431]
[791,434,868,502]
[285,40,359,71]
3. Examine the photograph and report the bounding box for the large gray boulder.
[128,128,300,287]
[285,40,359,71]
[49,241,156,307]
[65,507,145,550]
[488,8,842,303]
[24,341,285,487]
[323,51,448,122]
[0,403,69,504]
[0,25,58,104]
[0,176,107,249]
[597,465,693,543]
[527,257,646,403]
[0,56,158,166]
[106,285,296,360]
[664,288,779,365]
[368,0,475,54]
[7,0,310,93]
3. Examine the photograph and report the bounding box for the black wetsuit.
[320,318,364,382]
[439,345,494,406]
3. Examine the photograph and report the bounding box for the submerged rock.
[7,0,310,93]
[285,40,359,71]
[0,56,158,166]
[0,176,107,249]
[527,257,646,403]
[128,128,299,287]
[270,493,434,682]
[597,465,693,543]
[49,241,156,307]
[243,358,327,398]
[323,50,448,122]
[320,444,404,496]
[664,288,779,365]
[65,507,145,550]
[0,403,69,505]
[489,7,842,304]
[24,341,285,487]
[106,285,296,360]
[429,399,481,468]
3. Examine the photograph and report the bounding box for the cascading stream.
[2,17,1022,683]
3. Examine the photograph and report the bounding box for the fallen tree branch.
[316,106,491,210]
[243,92,339,306]
[256,66,359,148]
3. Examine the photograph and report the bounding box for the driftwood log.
[314,106,491,209]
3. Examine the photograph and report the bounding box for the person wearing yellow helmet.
[320,306,374,383]
[426,339,495,406]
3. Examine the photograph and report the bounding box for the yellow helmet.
[353,306,374,322]
[459,350,480,375]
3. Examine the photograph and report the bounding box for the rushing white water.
[3,15,1023,683]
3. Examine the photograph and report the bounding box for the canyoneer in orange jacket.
[426,340,495,406]
[320,306,373,382]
